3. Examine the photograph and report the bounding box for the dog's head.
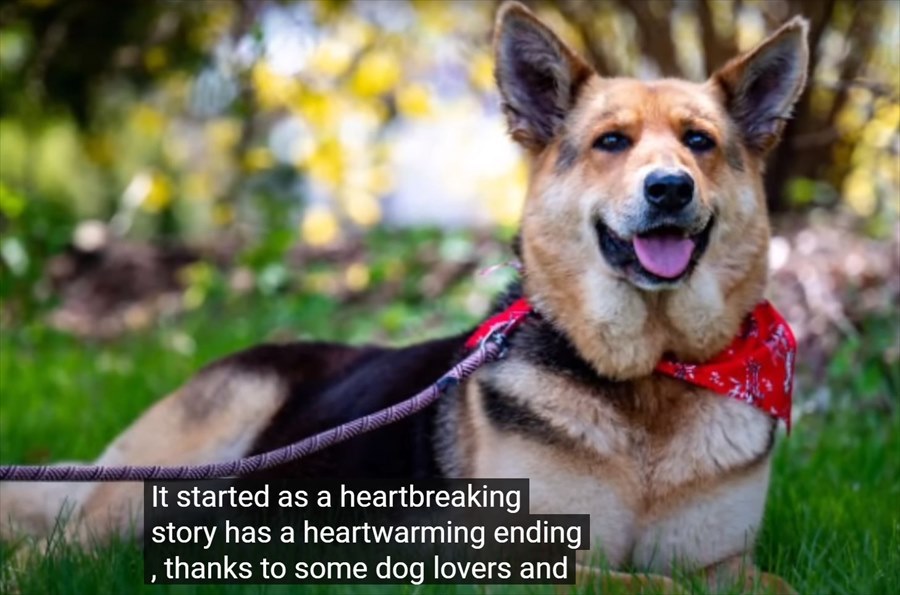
[495,2,808,377]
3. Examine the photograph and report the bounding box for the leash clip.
[484,324,514,359]
[464,297,534,353]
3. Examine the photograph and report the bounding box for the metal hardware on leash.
[0,329,514,482]
[485,321,516,358]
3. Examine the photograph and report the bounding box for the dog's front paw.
[563,565,687,594]
[703,554,797,594]
[748,571,797,595]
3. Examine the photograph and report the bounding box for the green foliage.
[826,313,900,413]
[0,182,74,316]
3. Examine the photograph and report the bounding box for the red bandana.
[466,299,797,432]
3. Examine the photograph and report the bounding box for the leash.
[0,292,797,482]
[0,307,532,482]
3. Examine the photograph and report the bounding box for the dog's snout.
[644,171,694,212]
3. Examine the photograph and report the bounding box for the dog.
[1,2,808,592]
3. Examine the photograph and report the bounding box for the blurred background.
[0,0,897,457]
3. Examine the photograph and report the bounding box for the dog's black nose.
[644,171,694,212]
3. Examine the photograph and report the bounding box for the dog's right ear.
[493,1,593,152]
[710,16,810,155]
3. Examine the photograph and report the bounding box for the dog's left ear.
[711,16,810,155]
[493,1,593,152]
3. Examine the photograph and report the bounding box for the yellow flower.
[469,52,495,92]
[367,164,393,195]
[843,169,876,217]
[343,189,381,227]
[242,147,275,172]
[350,50,401,98]
[141,172,173,213]
[305,138,344,188]
[191,8,236,49]
[396,84,433,118]
[308,38,354,78]
[252,62,302,110]
[875,102,899,128]
[291,90,334,127]
[484,160,527,227]
[131,104,165,137]
[344,262,370,292]
[302,206,340,246]
[416,1,454,35]
[206,119,242,153]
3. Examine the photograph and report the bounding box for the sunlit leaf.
[301,206,340,246]
[143,47,168,73]
[183,172,213,202]
[84,133,115,166]
[0,183,26,219]
[212,203,235,226]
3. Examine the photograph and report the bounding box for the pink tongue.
[632,234,695,278]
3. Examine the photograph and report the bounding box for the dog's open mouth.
[596,218,714,285]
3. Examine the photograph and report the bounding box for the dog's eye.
[683,130,716,152]
[593,132,632,153]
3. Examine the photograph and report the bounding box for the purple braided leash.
[0,333,510,482]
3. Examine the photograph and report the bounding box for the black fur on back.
[235,334,469,481]
[229,281,619,482]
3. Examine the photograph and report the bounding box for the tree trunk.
[763,0,838,211]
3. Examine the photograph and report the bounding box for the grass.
[0,231,898,594]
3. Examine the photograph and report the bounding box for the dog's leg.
[702,553,796,594]
[75,368,290,544]
[1,366,289,547]
[0,466,92,542]
[560,564,687,594]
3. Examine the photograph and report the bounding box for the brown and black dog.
[2,2,808,592]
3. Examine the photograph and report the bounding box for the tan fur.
[0,367,287,543]
[565,567,689,594]
[461,356,774,572]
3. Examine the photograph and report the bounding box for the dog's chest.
[465,367,776,569]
